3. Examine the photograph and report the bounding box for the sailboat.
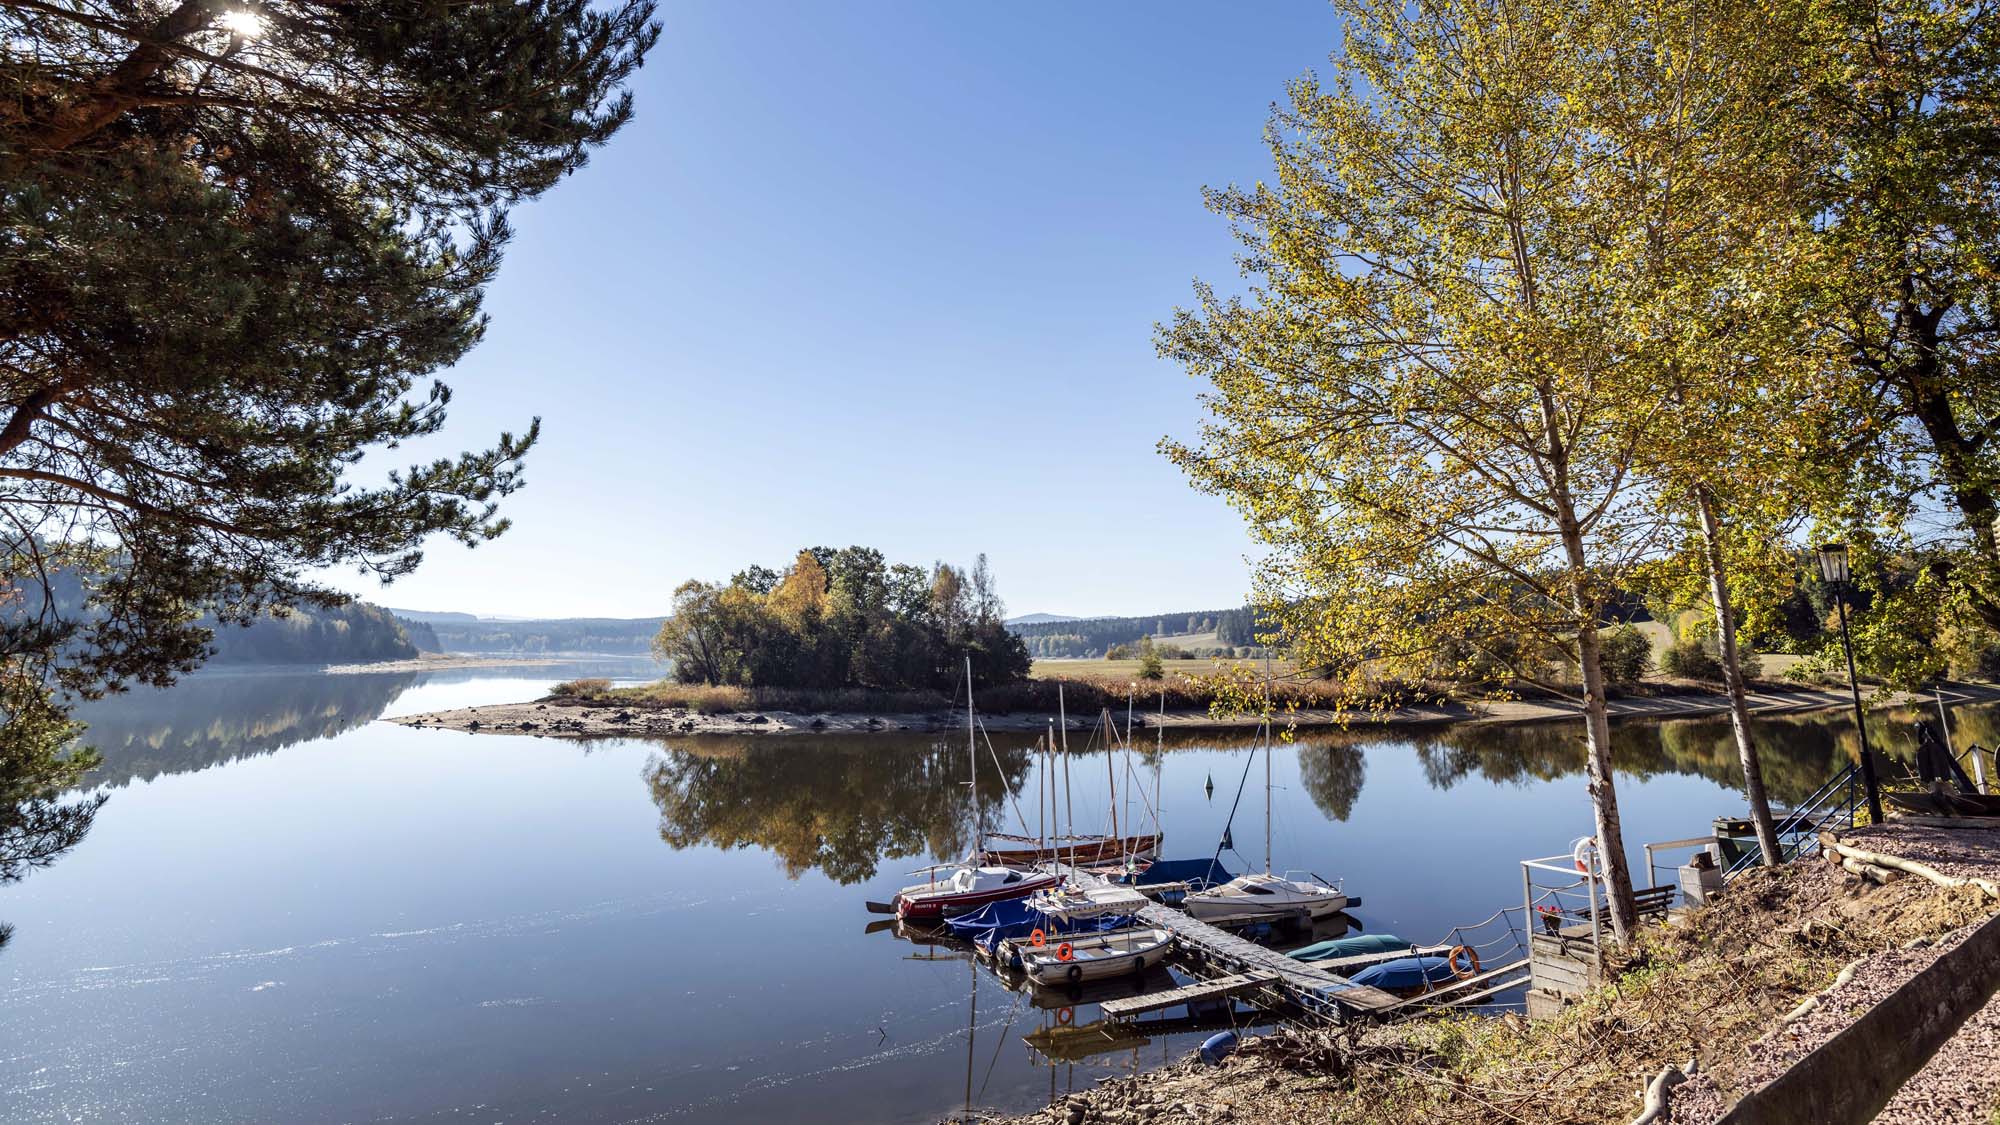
[884,658,1056,920]
[980,695,1160,867]
[1183,676,1348,926]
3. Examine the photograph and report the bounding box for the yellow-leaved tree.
[1156,0,1763,938]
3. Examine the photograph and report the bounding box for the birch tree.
[1161,0,1683,938]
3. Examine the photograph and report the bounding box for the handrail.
[1723,765,1860,882]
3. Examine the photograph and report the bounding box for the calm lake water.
[2,663,1983,1123]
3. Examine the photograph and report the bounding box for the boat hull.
[1021,926,1174,987]
[980,834,1161,867]
[893,873,1059,920]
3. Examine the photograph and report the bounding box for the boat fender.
[1030,928,1046,948]
[1055,1006,1073,1027]
[1198,1031,1238,1066]
[1056,942,1074,962]
[1131,956,1146,976]
[1449,944,1480,979]
[1066,964,1084,984]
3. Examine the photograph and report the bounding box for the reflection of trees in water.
[70,670,420,788]
[643,735,1034,884]
[1405,704,2000,807]
[1295,742,1366,821]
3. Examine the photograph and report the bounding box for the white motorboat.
[1019,925,1174,987]
[1183,870,1348,925]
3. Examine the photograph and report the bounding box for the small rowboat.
[892,865,1059,920]
[1019,926,1174,987]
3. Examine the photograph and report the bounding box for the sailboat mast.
[1263,654,1272,876]
[965,656,979,849]
[1059,685,1075,874]
[1124,687,1135,854]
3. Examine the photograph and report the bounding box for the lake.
[1,662,1978,1123]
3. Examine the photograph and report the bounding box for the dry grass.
[1015,859,1998,1125]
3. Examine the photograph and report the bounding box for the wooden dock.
[1131,899,1402,1021]
[1098,971,1280,1020]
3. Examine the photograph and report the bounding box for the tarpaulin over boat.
[1347,955,1458,990]
[945,899,1139,956]
[1128,858,1233,889]
[1287,933,1415,962]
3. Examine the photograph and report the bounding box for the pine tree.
[0,1,658,698]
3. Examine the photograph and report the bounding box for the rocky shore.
[384,681,2000,740]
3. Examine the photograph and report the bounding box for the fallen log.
[1818,832,2000,899]
[1629,1062,1690,1125]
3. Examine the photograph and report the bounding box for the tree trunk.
[1693,485,1781,867]
[1575,620,1639,941]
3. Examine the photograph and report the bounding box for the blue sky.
[339,2,1343,620]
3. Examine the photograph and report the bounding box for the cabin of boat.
[1183,871,1347,926]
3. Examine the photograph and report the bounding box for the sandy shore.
[381,680,2000,739]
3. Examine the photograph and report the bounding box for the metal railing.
[1721,764,1863,882]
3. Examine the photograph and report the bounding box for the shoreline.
[382,680,2000,739]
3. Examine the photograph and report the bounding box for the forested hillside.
[1009,608,1260,658]
[414,617,664,654]
[206,602,423,665]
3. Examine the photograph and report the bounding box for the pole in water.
[1204,774,1214,800]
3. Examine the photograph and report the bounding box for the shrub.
[1660,640,1723,681]
[1599,626,1653,686]
[549,677,612,698]
[1138,651,1165,680]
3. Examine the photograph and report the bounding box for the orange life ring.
[1449,944,1480,979]
[1030,928,1047,948]
[1056,942,1075,962]
[1056,1006,1074,1026]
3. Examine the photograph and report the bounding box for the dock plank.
[1098,971,1280,1020]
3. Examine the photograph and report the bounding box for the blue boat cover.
[1131,858,1234,889]
[1348,955,1459,990]
[1287,933,1415,962]
[944,899,1137,948]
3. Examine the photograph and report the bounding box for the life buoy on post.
[1056,942,1074,962]
[1030,928,1047,948]
[1449,944,1480,979]
[1571,835,1599,876]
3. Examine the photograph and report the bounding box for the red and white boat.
[891,864,1060,920]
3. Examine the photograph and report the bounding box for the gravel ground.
[1671,821,2000,1125]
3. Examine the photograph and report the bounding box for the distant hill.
[1008,608,1259,659]
[384,608,480,624]
[1006,613,1081,626]
[393,613,665,655]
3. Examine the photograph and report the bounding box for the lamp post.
[1816,543,1883,824]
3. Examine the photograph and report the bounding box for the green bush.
[1661,640,1723,681]
[549,677,612,698]
[1599,626,1653,685]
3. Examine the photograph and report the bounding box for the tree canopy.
[0,0,657,698]
[653,547,1032,693]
